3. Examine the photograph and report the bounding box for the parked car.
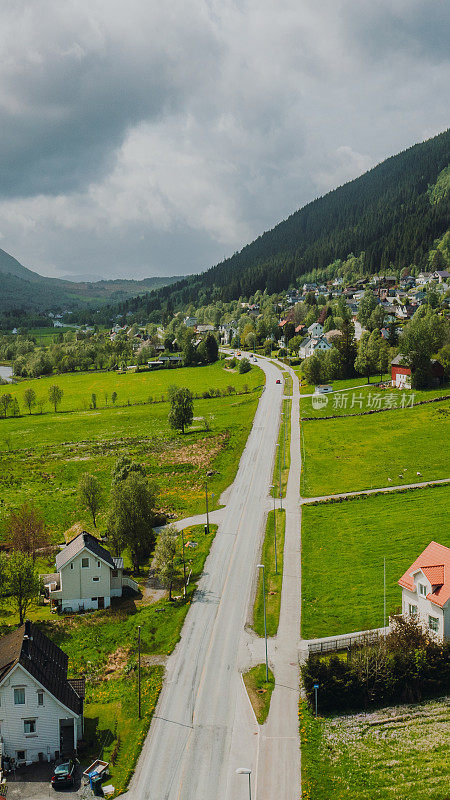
[314,384,333,394]
[51,759,76,789]
[276,379,281,384]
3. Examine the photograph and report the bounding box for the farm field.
[300,383,449,419]
[6,358,262,413]
[300,399,450,497]
[301,485,450,639]
[0,363,263,541]
[300,697,450,800]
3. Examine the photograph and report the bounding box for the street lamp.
[258,564,269,681]
[269,484,278,575]
[236,767,252,800]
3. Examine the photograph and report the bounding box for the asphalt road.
[126,355,292,800]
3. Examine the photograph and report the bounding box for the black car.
[51,759,76,789]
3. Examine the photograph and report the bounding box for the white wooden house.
[0,621,84,764]
[299,334,331,360]
[398,541,450,642]
[41,531,138,613]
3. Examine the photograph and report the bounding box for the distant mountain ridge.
[0,249,183,312]
[120,128,450,313]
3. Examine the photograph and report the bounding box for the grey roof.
[56,532,115,571]
[0,621,82,714]
[391,353,408,366]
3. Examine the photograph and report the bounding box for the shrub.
[238,358,251,374]
[301,617,450,713]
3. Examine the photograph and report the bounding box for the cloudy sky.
[0,0,449,281]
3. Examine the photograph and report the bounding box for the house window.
[112,569,118,577]
[92,597,97,601]
[24,719,36,735]
[14,688,25,705]
[16,750,26,761]
[97,561,101,568]
[37,692,44,706]
[81,557,90,568]
[428,616,439,633]
[93,577,99,582]
[419,583,427,596]
[409,604,418,616]
[70,563,74,570]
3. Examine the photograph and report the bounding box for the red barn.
[391,354,444,389]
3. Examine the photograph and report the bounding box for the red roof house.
[398,541,450,641]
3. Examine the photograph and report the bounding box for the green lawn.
[243,664,275,725]
[273,398,291,497]
[300,399,450,497]
[0,378,262,542]
[301,485,450,639]
[297,375,369,395]
[253,510,285,637]
[8,358,262,414]
[300,697,450,800]
[300,383,449,419]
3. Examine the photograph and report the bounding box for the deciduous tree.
[5,551,40,624]
[78,473,103,528]
[168,387,194,434]
[48,384,63,412]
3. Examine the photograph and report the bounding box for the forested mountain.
[119,128,450,314]
[0,248,183,312]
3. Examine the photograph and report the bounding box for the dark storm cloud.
[0,0,448,280]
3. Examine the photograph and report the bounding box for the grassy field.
[300,383,449,419]
[0,524,216,794]
[299,697,450,800]
[296,375,369,395]
[300,399,450,497]
[301,485,450,639]
[273,398,291,497]
[243,664,275,725]
[253,509,285,637]
[7,358,262,413]
[0,364,263,542]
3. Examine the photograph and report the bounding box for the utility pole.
[258,564,268,681]
[138,625,141,719]
[180,529,187,599]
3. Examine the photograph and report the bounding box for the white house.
[307,322,324,338]
[41,532,138,613]
[0,621,84,764]
[398,541,450,642]
[299,334,331,360]
[416,272,433,286]
[183,316,197,328]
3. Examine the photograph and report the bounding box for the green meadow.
[0,362,264,541]
[300,399,450,497]
[7,359,262,413]
[300,697,450,800]
[301,485,450,639]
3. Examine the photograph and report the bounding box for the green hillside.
[122,128,450,312]
[0,248,183,312]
